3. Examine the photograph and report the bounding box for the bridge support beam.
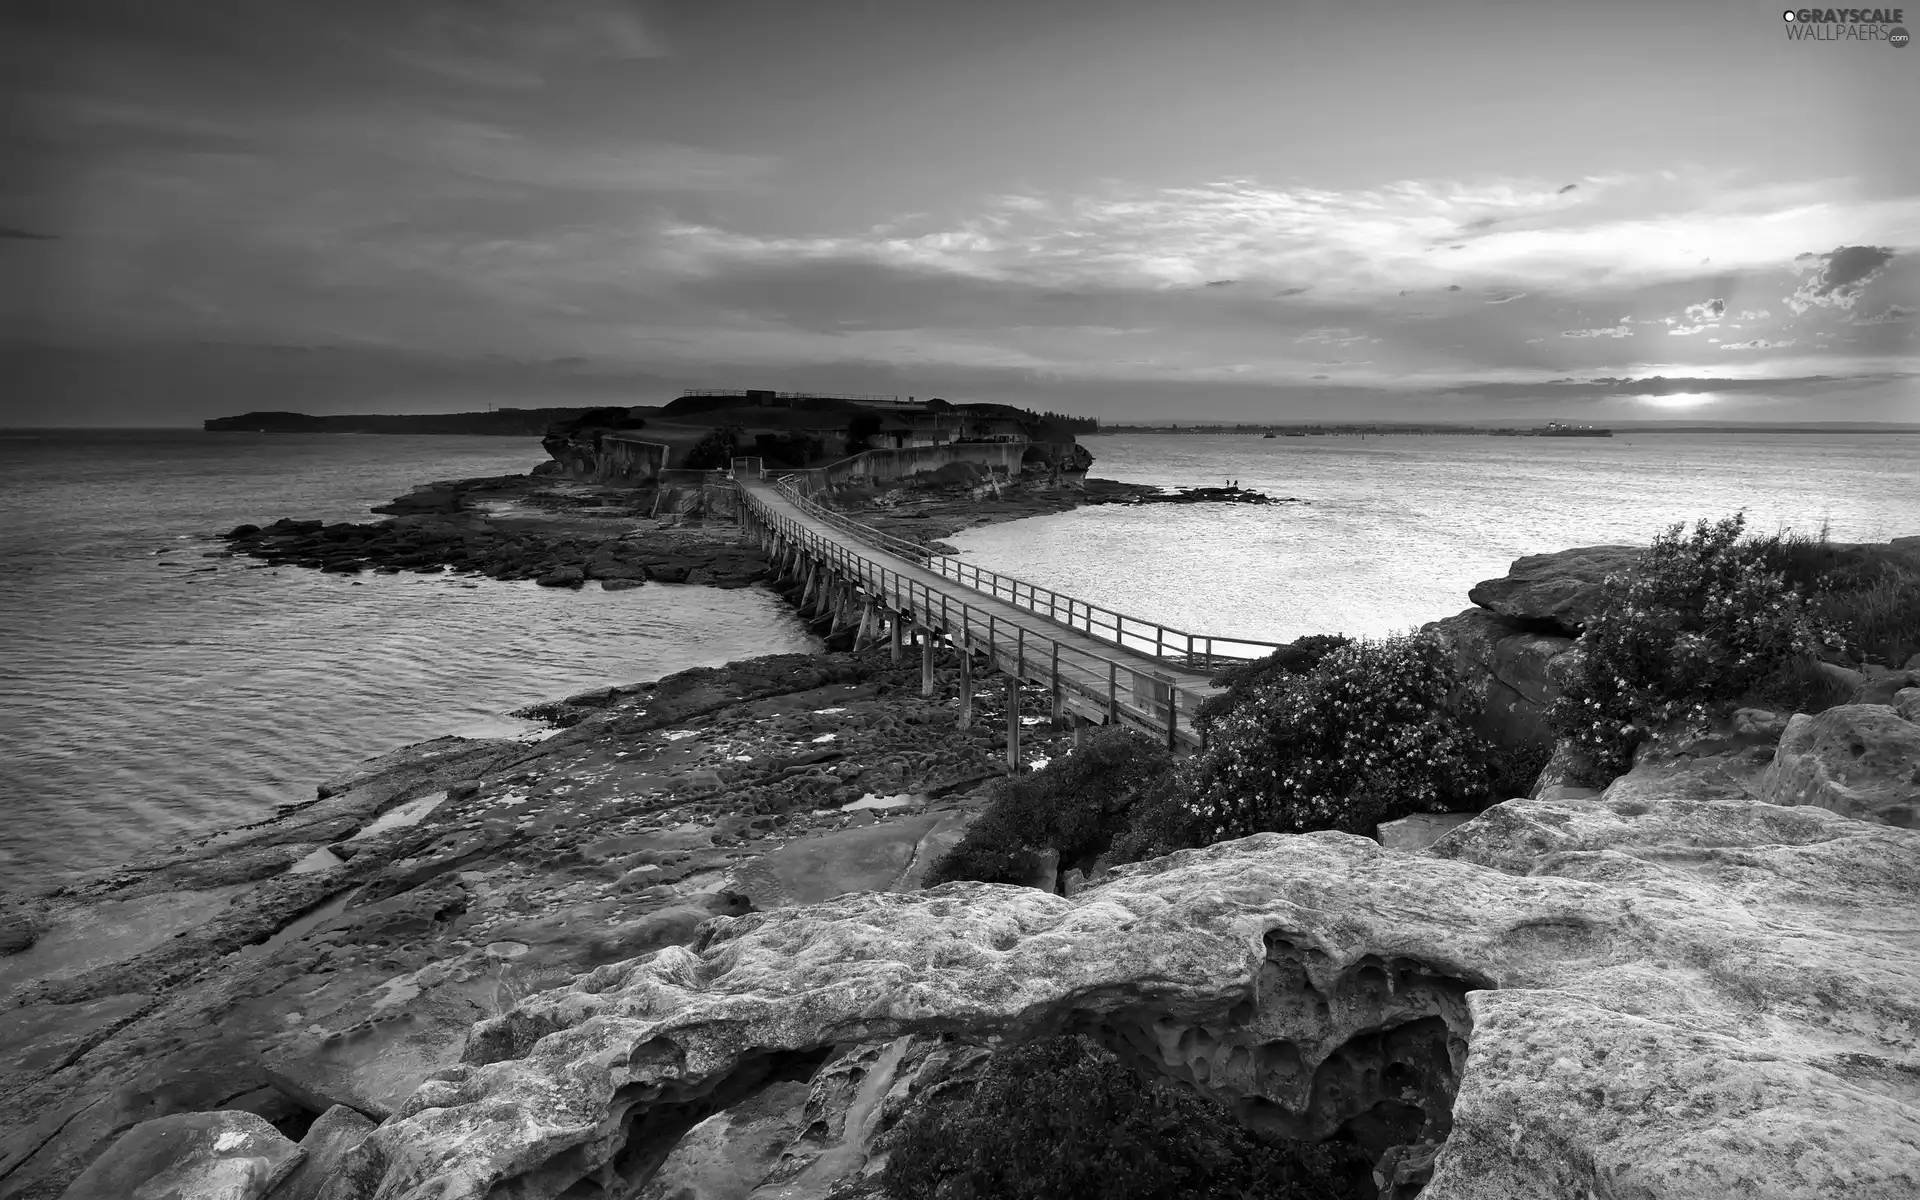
[1071,712,1087,750]
[1005,673,1020,772]
[889,610,903,663]
[958,649,973,730]
[920,626,935,697]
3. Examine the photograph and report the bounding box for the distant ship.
[1262,431,1277,438]
[1283,431,1306,437]
[1534,421,1612,437]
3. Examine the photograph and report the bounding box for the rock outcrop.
[1421,546,1639,758]
[1462,545,1642,637]
[1761,703,1920,826]
[327,761,1920,1199]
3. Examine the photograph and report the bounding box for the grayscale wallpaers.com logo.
[1782,8,1910,45]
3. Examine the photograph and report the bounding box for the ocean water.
[0,431,820,891]
[6,428,1916,892]
[947,432,1920,649]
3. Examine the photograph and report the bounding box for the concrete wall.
[597,434,670,483]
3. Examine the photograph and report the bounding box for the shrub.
[1750,525,1920,665]
[1114,633,1492,861]
[682,424,743,470]
[1548,512,1823,781]
[926,729,1174,887]
[1195,634,1354,731]
[880,1033,1368,1200]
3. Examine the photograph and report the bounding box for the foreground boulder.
[1761,703,1920,827]
[59,1111,301,1200]
[330,786,1920,1199]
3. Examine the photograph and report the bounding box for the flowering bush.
[1115,633,1491,859]
[880,1033,1368,1200]
[1548,512,1824,781]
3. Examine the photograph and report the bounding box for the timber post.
[920,625,935,697]
[958,647,973,730]
[1005,672,1020,772]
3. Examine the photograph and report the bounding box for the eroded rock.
[329,788,1920,1200]
[1760,703,1920,826]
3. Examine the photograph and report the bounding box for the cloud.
[1557,183,1579,194]
[0,227,57,240]
[1786,245,1895,313]
[1721,339,1796,350]
[1484,292,1528,304]
[1561,324,1632,338]
[1668,325,1708,336]
[1682,298,1726,323]
[1853,304,1915,325]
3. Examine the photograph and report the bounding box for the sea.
[0,430,821,891]
[3,427,1917,891]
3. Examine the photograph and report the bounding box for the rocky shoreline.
[6,488,1919,1197]
[211,471,1282,589]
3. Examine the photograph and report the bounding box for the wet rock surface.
[0,649,1062,1200]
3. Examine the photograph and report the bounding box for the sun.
[1638,391,1718,409]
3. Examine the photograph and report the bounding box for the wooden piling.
[1005,672,1020,772]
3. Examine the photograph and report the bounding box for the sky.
[2,0,1917,426]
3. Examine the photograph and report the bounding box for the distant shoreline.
[1092,423,1920,435]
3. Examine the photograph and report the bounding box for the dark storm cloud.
[1787,245,1896,313]
[1557,183,1578,194]
[0,227,58,240]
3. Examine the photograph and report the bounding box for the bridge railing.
[735,482,1210,749]
[762,478,1284,672]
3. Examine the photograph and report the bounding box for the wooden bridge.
[726,457,1287,770]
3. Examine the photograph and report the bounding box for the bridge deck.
[738,477,1228,749]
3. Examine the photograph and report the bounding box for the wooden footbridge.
[725,457,1286,770]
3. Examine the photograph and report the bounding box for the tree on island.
[682,424,743,470]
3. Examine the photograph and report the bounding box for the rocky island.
[4,414,1919,1199]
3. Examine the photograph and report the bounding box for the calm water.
[949,432,1920,648]
[0,431,819,891]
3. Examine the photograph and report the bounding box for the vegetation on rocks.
[880,1033,1368,1200]
[682,424,743,470]
[924,729,1174,887]
[1117,633,1495,862]
[1547,512,1840,781]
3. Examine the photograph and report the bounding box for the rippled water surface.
[1,431,819,889]
[949,431,1920,647]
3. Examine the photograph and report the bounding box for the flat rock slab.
[0,886,249,996]
[0,994,150,1079]
[726,812,949,909]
